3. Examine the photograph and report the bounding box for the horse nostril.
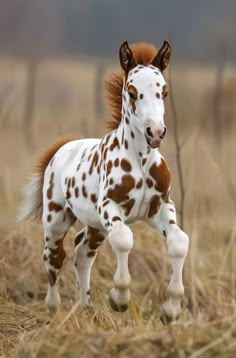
[160,127,167,140]
[146,127,153,138]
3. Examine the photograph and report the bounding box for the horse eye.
[128,91,137,101]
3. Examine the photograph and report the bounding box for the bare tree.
[168,61,185,230]
[212,42,227,144]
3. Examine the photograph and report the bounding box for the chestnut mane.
[105,43,157,131]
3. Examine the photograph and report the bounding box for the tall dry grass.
[0,57,236,357]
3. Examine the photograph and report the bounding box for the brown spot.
[134,69,139,73]
[91,194,97,203]
[121,130,124,145]
[88,251,96,257]
[47,172,54,200]
[82,185,88,198]
[65,177,68,185]
[47,214,52,222]
[45,237,49,242]
[49,239,66,270]
[71,177,75,188]
[169,208,174,213]
[131,131,135,138]
[105,133,112,145]
[77,163,81,171]
[109,178,114,185]
[74,231,85,247]
[82,173,86,181]
[122,198,135,216]
[66,177,72,199]
[75,187,79,198]
[142,158,147,166]
[89,151,99,175]
[169,220,176,224]
[106,160,113,176]
[125,117,129,124]
[48,270,57,286]
[136,179,143,189]
[114,158,119,167]
[87,251,96,257]
[88,227,104,251]
[104,211,108,219]
[107,175,135,203]
[162,84,168,98]
[66,188,71,200]
[148,195,161,218]
[149,159,171,195]
[139,93,144,99]
[139,152,142,157]
[43,254,47,261]
[124,140,129,149]
[156,93,160,99]
[109,137,119,151]
[146,178,153,188]
[121,159,132,172]
[156,82,160,87]
[48,201,63,212]
[98,207,101,214]
[103,199,110,207]
[112,216,121,222]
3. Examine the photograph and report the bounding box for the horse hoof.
[160,311,178,325]
[47,305,58,316]
[109,294,129,312]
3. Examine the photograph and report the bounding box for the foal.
[18,41,189,323]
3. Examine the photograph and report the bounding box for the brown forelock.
[35,137,78,185]
[105,43,158,131]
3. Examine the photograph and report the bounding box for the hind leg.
[74,226,105,305]
[43,188,75,313]
[43,207,75,313]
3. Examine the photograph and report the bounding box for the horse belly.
[70,196,101,227]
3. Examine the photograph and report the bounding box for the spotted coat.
[18,40,189,323]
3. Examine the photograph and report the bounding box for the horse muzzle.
[145,126,166,148]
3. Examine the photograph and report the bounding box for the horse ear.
[152,41,171,72]
[119,41,136,73]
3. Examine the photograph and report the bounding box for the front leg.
[97,198,133,312]
[108,221,133,312]
[148,201,189,323]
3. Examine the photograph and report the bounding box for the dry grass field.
[0,57,236,357]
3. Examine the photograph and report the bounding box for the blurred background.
[0,2,236,356]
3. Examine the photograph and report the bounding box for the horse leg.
[108,221,133,312]
[148,201,189,323]
[74,226,105,305]
[43,205,75,314]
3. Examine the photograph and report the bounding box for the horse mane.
[105,42,157,131]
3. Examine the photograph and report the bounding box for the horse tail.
[17,138,76,222]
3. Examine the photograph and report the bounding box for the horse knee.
[109,222,133,252]
[167,228,189,258]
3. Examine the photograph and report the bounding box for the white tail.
[17,174,43,221]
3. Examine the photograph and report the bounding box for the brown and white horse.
[18,41,189,324]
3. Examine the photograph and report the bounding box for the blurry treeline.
[0,0,235,63]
